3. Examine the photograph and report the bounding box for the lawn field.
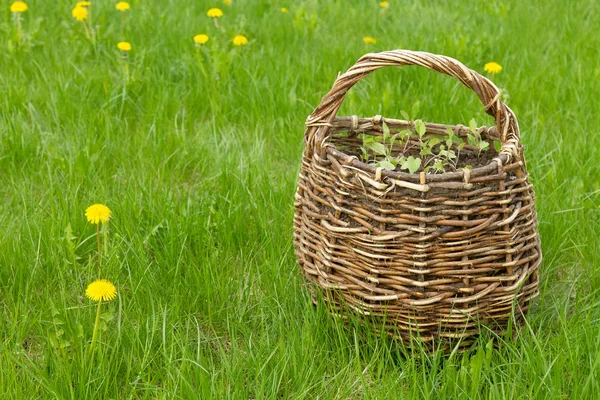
[1,0,599,398]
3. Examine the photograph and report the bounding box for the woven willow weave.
[293,50,541,349]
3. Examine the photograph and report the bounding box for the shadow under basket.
[293,50,541,351]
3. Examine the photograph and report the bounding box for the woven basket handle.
[305,50,520,156]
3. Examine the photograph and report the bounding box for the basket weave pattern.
[293,50,541,347]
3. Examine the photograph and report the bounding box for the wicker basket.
[293,50,541,349]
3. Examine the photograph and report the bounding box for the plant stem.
[82,20,91,43]
[89,2,94,45]
[17,15,22,46]
[96,223,101,266]
[103,221,109,257]
[90,300,103,356]
[195,47,208,78]
[119,60,129,118]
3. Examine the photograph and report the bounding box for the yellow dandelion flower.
[85,204,111,224]
[86,279,117,302]
[76,1,91,7]
[72,6,88,21]
[484,61,502,74]
[117,41,132,51]
[233,35,248,46]
[194,34,209,45]
[10,1,28,12]
[115,1,130,11]
[281,7,288,13]
[207,8,223,18]
[363,36,377,45]
[380,1,389,7]
[224,0,231,5]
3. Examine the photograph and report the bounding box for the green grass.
[1,0,599,398]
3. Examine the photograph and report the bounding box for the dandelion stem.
[96,223,101,265]
[125,60,130,85]
[17,14,22,46]
[120,13,125,40]
[195,47,208,78]
[89,2,94,40]
[119,60,129,118]
[90,300,103,355]
[103,221,109,257]
[82,19,92,43]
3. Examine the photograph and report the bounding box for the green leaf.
[420,148,433,156]
[400,110,410,120]
[428,137,442,148]
[469,118,478,133]
[415,120,426,138]
[399,129,412,139]
[364,141,387,156]
[382,122,390,141]
[494,140,502,152]
[445,127,458,147]
[65,228,81,263]
[360,147,369,162]
[77,324,84,339]
[100,310,115,322]
[466,133,474,145]
[377,160,396,170]
[65,223,76,244]
[478,141,489,151]
[50,301,60,318]
[401,156,421,174]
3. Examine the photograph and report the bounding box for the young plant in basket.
[359,117,494,174]
[466,118,490,153]
[359,121,422,173]
[359,122,408,171]
[421,126,460,174]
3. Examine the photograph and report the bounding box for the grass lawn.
[1,0,599,398]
